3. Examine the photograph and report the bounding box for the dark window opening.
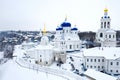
[100,33,103,37]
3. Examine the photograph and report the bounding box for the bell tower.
[100,8,111,29]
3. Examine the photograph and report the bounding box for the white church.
[96,8,116,47]
[53,18,81,52]
[20,27,66,66]
[83,8,120,75]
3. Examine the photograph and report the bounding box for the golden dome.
[43,24,46,35]
[104,8,108,13]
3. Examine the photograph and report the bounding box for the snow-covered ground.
[0,60,68,80]
[0,52,3,59]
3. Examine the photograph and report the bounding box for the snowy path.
[0,59,68,80]
[15,57,83,80]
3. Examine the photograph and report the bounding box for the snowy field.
[0,60,68,80]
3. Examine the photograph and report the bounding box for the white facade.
[96,8,116,47]
[53,19,81,52]
[83,47,120,75]
[22,35,66,66]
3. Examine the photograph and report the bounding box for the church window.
[94,59,96,62]
[70,45,72,49]
[107,22,110,28]
[102,66,104,69]
[110,70,113,72]
[100,33,103,37]
[66,30,68,33]
[40,55,42,57]
[46,61,48,64]
[109,35,111,38]
[90,66,92,68]
[87,65,89,68]
[77,45,79,48]
[63,30,64,33]
[102,59,104,62]
[110,62,113,65]
[116,62,119,66]
[105,35,107,38]
[116,70,118,73]
[104,22,106,28]
[113,35,115,38]
[40,59,42,62]
[98,66,100,68]
[91,59,93,62]
[87,59,89,62]
[61,42,63,44]
[98,59,100,62]
[94,66,96,68]
[101,22,103,28]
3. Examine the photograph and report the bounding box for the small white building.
[83,47,120,75]
[96,8,116,47]
[53,18,81,52]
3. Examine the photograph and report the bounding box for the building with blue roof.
[53,18,81,53]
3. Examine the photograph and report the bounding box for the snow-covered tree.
[4,44,14,58]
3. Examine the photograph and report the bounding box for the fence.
[15,57,82,80]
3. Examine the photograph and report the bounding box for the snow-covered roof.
[106,29,116,33]
[83,47,120,59]
[53,48,63,53]
[22,41,35,46]
[84,69,117,80]
[31,44,54,50]
[64,36,80,41]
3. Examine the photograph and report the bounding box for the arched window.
[109,35,111,38]
[101,22,103,28]
[104,22,106,28]
[105,35,107,38]
[70,45,72,49]
[77,45,79,48]
[100,33,103,37]
[94,59,96,62]
[107,22,110,28]
[40,59,42,62]
[66,30,68,33]
[110,62,113,65]
[46,61,48,64]
[113,35,115,38]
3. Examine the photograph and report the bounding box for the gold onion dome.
[104,8,108,13]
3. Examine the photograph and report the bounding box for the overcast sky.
[0,0,120,31]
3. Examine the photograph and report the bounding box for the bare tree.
[4,44,14,58]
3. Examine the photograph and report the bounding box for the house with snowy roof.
[83,47,120,75]
[83,8,120,76]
